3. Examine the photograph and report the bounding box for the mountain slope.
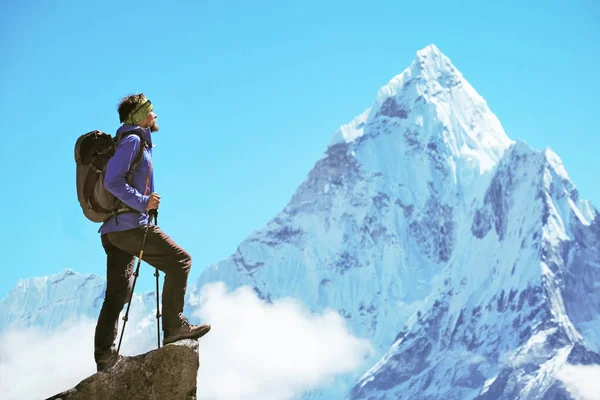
[0,268,159,356]
[190,44,600,399]
[191,45,514,362]
[0,269,105,331]
[349,142,600,399]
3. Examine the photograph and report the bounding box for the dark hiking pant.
[94,225,191,361]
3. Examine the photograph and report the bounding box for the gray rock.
[46,339,199,400]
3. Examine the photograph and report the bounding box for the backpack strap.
[106,131,150,224]
[118,131,148,184]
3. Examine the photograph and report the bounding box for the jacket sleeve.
[104,134,149,212]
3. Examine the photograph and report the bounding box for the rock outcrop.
[47,339,199,400]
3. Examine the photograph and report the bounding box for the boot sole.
[163,325,211,346]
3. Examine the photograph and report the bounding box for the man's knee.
[178,251,192,275]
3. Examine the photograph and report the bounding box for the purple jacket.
[99,124,154,235]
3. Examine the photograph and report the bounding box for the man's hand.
[147,192,161,211]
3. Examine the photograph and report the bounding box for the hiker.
[93,93,211,372]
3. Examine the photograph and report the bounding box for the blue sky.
[0,0,598,299]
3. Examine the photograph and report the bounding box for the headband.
[124,99,153,126]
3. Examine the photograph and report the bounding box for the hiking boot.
[163,320,211,346]
[96,350,124,372]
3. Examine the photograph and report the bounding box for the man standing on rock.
[94,93,211,372]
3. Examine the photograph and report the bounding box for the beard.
[150,121,160,132]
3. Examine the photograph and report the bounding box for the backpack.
[75,130,147,223]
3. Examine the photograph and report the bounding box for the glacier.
[1,44,599,400]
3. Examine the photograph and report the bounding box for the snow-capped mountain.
[189,44,600,398]
[349,141,600,399]
[1,44,598,399]
[194,44,514,355]
[0,269,106,331]
[0,268,160,351]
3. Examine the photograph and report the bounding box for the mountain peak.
[371,44,459,104]
[544,147,569,181]
[329,44,513,186]
[417,43,442,56]
[416,43,442,57]
[412,44,456,77]
[13,268,87,293]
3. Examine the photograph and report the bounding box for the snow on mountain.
[192,45,515,354]
[0,268,159,352]
[330,44,511,179]
[0,269,105,331]
[349,141,600,399]
[189,44,600,399]
[1,44,598,399]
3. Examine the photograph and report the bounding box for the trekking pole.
[116,212,153,356]
[150,209,161,349]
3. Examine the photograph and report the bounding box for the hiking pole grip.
[149,209,158,225]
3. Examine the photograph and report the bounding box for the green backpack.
[75,130,147,223]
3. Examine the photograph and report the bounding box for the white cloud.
[0,317,97,399]
[0,286,372,400]
[192,282,374,400]
[555,363,600,400]
[0,299,155,400]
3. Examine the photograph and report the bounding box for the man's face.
[141,111,159,132]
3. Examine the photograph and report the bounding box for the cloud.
[555,363,600,400]
[192,282,374,400]
[0,299,155,400]
[0,286,372,400]
[0,316,97,399]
